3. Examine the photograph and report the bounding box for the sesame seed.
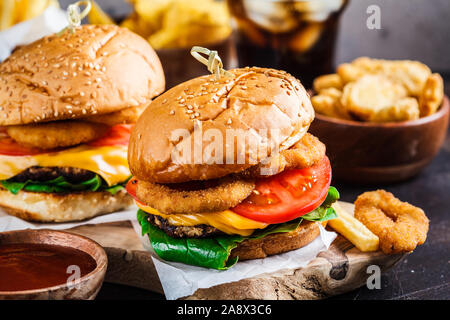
[66,105,72,109]
[73,72,77,76]
[80,92,85,96]
[84,71,91,76]
[187,105,193,110]
[227,118,232,124]
[62,71,68,76]
[169,110,175,115]
[54,64,60,68]
[194,112,199,117]
[186,110,193,114]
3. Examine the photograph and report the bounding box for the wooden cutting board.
[66,202,405,299]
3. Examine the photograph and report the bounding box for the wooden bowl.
[156,36,234,89]
[309,96,449,184]
[0,229,107,300]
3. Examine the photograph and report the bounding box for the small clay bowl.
[156,36,234,89]
[0,229,107,300]
[309,96,449,184]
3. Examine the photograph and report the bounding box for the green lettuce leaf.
[138,186,340,270]
[302,187,339,222]
[137,210,304,270]
[1,174,127,195]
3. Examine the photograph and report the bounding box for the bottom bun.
[231,220,327,261]
[0,188,133,222]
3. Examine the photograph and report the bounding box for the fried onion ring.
[137,177,255,214]
[237,133,326,178]
[354,190,429,254]
[6,121,109,149]
[82,105,147,126]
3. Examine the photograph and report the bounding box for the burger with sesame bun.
[0,24,165,222]
[126,66,339,269]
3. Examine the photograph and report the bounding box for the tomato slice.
[126,177,142,203]
[231,156,332,224]
[0,137,53,156]
[88,124,132,147]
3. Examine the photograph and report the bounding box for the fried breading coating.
[419,73,444,117]
[370,97,419,122]
[6,121,109,149]
[337,62,367,84]
[339,57,431,97]
[341,74,408,121]
[354,190,429,254]
[237,133,326,178]
[313,73,343,93]
[137,177,255,214]
[311,88,352,120]
[82,105,147,126]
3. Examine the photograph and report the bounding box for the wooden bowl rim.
[0,229,107,296]
[315,95,449,128]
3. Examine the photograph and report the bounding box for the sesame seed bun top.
[128,67,315,183]
[0,24,165,126]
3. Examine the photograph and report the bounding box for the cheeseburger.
[127,67,339,269]
[0,24,165,222]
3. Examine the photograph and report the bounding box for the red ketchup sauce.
[0,243,97,292]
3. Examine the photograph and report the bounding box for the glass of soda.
[227,0,349,88]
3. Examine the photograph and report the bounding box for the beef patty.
[9,166,95,183]
[145,212,224,238]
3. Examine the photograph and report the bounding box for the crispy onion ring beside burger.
[0,25,165,222]
[127,67,340,269]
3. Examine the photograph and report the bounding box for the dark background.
[58,0,450,300]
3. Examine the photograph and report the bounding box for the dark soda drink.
[227,0,348,88]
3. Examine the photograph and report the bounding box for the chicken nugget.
[419,73,444,117]
[370,97,419,122]
[6,121,109,150]
[311,88,352,120]
[341,74,408,121]
[313,73,343,92]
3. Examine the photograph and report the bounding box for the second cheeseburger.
[0,24,164,222]
[127,67,339,269]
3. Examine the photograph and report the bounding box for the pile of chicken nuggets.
[312,57,444,122]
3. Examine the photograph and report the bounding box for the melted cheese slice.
[137,202,268,236]
[0,145,130,186]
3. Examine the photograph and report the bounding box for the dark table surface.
[96,81,450,300]
[76,0,449,300]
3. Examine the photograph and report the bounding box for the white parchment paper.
[131,218,337,300]
[0,6,68,62]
